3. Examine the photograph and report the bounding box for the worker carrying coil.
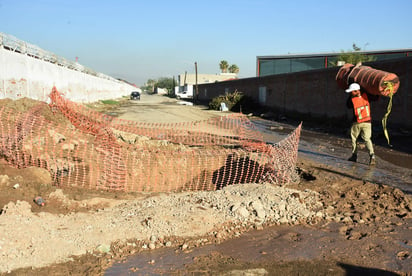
[336,63,400,163]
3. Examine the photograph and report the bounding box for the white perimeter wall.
[0,48,137,103]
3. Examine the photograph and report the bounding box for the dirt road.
[0,93,411,275]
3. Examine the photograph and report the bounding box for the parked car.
[130,91,140,100]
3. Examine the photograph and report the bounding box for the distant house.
[178,73,237,86]
[175,73,237,99]
[154,87,168,95]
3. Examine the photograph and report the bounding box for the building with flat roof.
[177,73,237,86]
[257,48,412,77]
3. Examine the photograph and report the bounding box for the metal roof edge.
[257,48,412,59]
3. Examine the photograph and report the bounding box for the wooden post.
[195,62,199,104]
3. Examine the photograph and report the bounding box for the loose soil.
[0,94,411,275]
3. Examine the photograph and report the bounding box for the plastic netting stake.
[381,81,394,146]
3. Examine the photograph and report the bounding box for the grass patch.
[100,100,120,105]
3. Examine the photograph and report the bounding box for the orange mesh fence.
[49,88,265,147]
[0,88,302,192]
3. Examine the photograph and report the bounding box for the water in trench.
[253,118,412,193]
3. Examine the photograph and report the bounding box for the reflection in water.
[105,244,217,275]
[298,144,411,193]
[361,167,375,183]
[315,161,411,194]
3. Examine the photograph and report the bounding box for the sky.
[1,0,411,86]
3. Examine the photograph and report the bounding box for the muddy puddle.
[252,118,412,193]
[105,221,411,275]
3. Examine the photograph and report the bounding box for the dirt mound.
[0,97,69,125]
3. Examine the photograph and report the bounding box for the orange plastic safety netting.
[0,88,301,192]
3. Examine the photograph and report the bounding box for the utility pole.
[172,75,175,96]
[195,62,198,104]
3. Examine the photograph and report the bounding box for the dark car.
[130,91,140,100]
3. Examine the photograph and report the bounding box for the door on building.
[259,86,267,104]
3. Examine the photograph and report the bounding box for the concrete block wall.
[0,48,136,103]
[198,57,412,129]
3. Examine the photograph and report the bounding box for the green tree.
[142,79,157,93]
[219,60,229,73]
[156,77,175,95]
[333,43,376,66]
[228,64,239,74]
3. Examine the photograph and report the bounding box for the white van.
[175,84,194,99]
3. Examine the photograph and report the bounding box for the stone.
[278,202,286,212]
[255,208,266,219]
[230,203,241,212]
[95,244,111,253]
[0,175,9,186]
[223,268,269,275]
[236,206,250,218]
[279,217,288,224]
[250,200,263,210]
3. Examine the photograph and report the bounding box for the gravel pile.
[0,183,325,273]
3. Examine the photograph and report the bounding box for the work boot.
[348,154,357,162]
[369,154,376,166]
